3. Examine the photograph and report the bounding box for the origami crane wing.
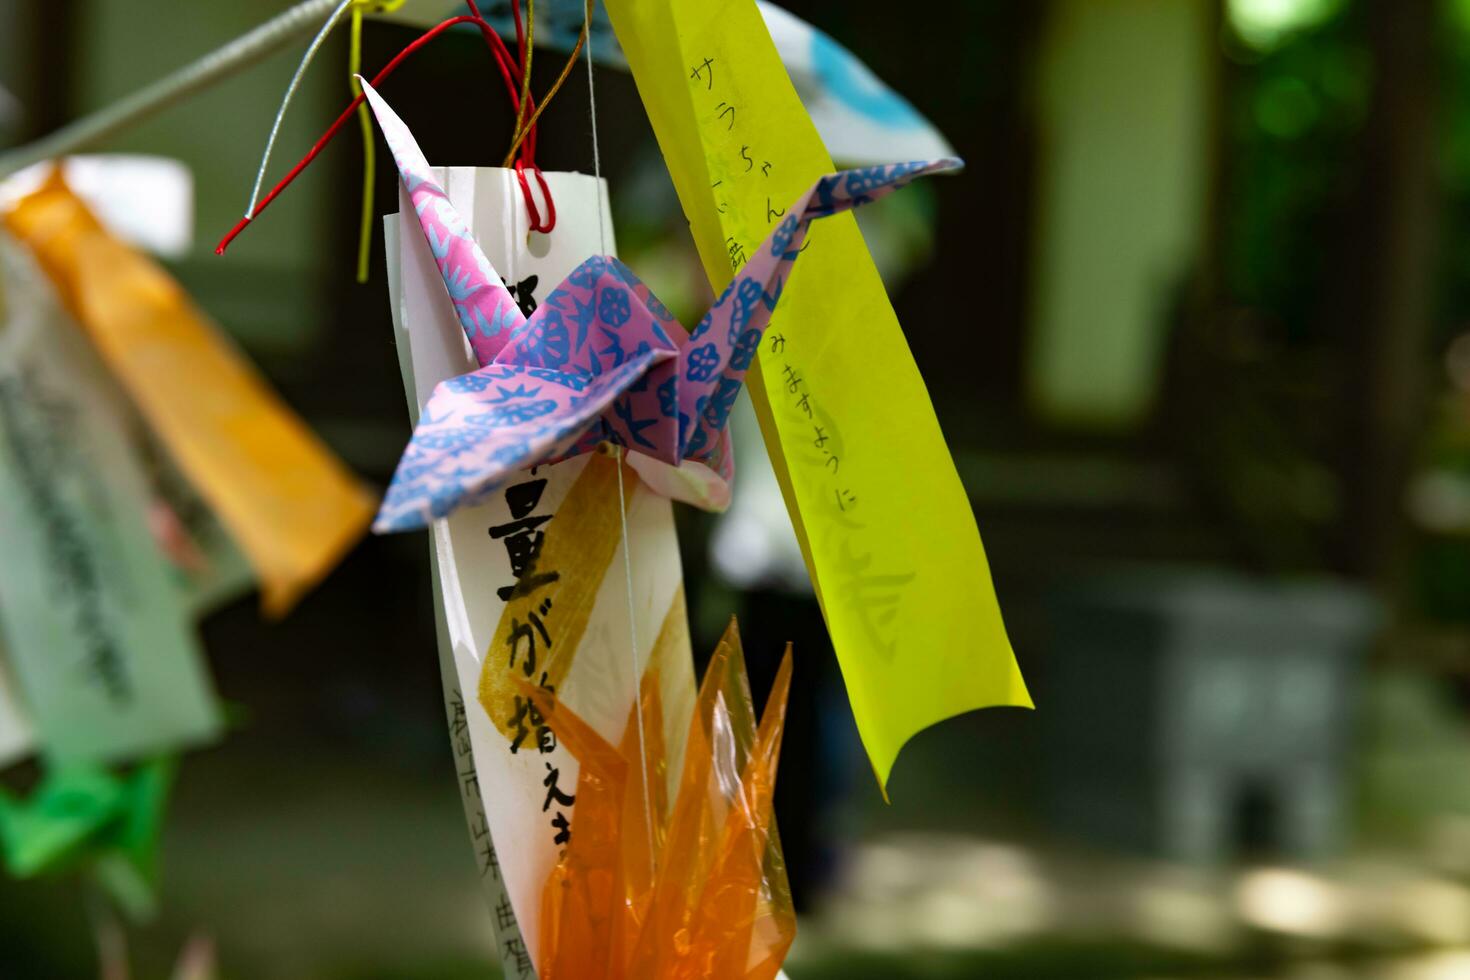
[377,355,670,530]
[363,80,960,532]
[673,160,951,462]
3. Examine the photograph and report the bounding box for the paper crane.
[522,618,795,980]
[362,80,960,532]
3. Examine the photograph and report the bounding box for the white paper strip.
[391,169,696,972]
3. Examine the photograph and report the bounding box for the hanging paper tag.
[2,173,376,617]
[604,0,1032,793]
[392,170,697,969]
[385,214,527,973]
[0,236,220,764]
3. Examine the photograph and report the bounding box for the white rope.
[0,0,341,180]
[246,0,356,218]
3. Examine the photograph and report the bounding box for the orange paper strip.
[4,172,376,616]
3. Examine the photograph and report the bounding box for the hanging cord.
[346,0,414,280]
[348,3,410,282]
[507,0,593,235]
[465,0,545,227]
[218,9,521,254]
[586,33,655,875]
[218,1,591,255]
[504,0,593,168]
[507,0,536,167]
[516,163,556,235]
[464,0,538,166]
[585,5,606,257]
[500,0,552,234]
[235,1,527,252]
[245,0,355,221]
[614,449,657,877]
[464,0,535,171]
[235,0,397,282]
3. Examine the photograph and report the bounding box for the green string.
[350,5,373,282]
[349,0,406,283]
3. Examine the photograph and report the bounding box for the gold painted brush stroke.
[479,452,633,741]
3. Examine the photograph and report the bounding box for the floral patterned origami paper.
[361,79,960,532]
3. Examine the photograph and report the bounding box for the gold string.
[500,0,594,168]
[505,0,536,167]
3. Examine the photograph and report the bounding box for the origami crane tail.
[678,157,965,461]
[360,78,525,368]
[810,158,964,216]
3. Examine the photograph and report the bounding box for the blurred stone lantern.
[1043,568,1379,862]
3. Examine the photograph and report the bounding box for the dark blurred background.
[7,0,1470,977]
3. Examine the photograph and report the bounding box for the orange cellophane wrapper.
[3,171,377,616]
[523,618,795,980]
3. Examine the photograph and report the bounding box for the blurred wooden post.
[1027,0,1214,431]
[0,0,76,146]
[1338,0,1439,591]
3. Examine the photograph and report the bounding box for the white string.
[614,449,655,876]
[590,34,654,871]
[245,0,356,218]
[586,21,607,255]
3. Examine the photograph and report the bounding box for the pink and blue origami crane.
[362,80,959,532]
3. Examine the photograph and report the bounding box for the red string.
[509,0,526,78]
[463,1,531,133]
[466,0,539,169]
[458,3,553,222]
[516,162,542,230]
[458,2,552,223]
[217,3,556,256]
[495,0,539,169]
[470,14,539,167]
[516,160,555,233]
[485,1,548,213]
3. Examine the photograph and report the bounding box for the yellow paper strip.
[4,173,376,617]
[479,452,628,741]
[603,0,1032,791]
